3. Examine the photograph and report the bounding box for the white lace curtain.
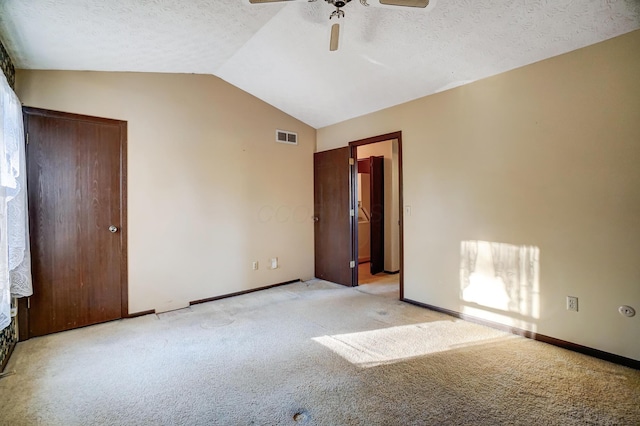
[0,71,32,331]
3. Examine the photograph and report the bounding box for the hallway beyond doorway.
[358,262,399,286]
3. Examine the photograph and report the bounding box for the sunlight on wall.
[313,320,515,368]
[460,241,540,331]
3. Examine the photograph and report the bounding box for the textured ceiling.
[0,0,639,128]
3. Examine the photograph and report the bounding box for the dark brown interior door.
[24,107,127,337]
[314,147,353,286]
[369,156,384,275]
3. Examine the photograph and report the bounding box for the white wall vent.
[276,129,298,145]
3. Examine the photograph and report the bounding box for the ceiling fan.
[248,0,430,51]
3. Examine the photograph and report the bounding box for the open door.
[369,156,384,275]
[314,147,354,286]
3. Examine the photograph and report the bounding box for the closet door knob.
[108,225,119,233]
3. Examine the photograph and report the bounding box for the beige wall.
[16,71,316,314]
[318,30,640,361]
[357,140,400,272]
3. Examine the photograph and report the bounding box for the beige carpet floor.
[0,280,638,425]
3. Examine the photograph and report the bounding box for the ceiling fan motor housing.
[328,0,351,8]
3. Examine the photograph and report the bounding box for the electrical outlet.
[270,257,278,269]
[252,261,259,270]
[566,296,578,312]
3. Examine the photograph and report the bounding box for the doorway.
[312,131,403,297]
[351,132,403,297]
[20,107,128,339]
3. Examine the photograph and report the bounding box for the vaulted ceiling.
[0,0,638,128]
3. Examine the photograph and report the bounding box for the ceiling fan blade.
[329,23,340,51]
[248,0,311,3]
[373,0,430,8]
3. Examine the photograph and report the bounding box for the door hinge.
[349,158,355,166]
[350,261,356,268]
[27,297,31,309]
[350,209,355,217]
[26,132,29,145]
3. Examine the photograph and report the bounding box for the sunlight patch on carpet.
[313,320,515,368]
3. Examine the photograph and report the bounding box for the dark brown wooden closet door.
[24,107,127,337]
[314,147,353,286]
